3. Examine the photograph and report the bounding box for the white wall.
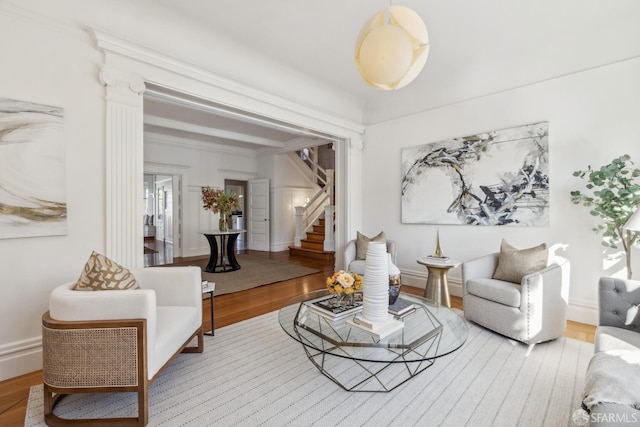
[256,153,316,251]
[0,8,106,380]
[144,137,257,257]
[361,58,640,325]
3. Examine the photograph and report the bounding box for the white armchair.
[462,254,570,344]
[344,239,397,275]
[42,266,203,427]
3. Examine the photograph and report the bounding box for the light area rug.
[25,311,593,427]
[170,255,320,296]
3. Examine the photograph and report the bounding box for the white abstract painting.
[401,122,549,226]
[0,97,67,238]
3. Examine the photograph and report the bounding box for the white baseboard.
[271,241,293,252]
[399,268,597,326]
[566,298,598,326]
[0,336,42,381]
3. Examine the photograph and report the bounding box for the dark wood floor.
[0,250,593,426]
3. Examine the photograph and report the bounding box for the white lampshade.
[624,207,640,232]
[355,5,429,90]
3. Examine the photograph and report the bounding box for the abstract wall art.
[401,122,549,226]
[0,97,67,239]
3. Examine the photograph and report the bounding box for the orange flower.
[201,187,240,215]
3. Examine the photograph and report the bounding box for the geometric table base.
[296,328,442,392]
[280,290,468,395]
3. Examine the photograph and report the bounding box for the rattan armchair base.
[42,312,203,427]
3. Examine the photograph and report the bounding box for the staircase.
[289,217,334,260]
[288,144,335,261]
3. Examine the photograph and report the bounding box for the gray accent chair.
[582,277,640,425]
[344,239,396,275]
[461,253,570,344]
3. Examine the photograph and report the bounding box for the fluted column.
[100,66,146,268]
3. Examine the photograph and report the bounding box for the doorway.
[225,179,248,251]
[144,173,177,266]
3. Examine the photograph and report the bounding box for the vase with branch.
[570,154,640,278]
[201,187,240,232]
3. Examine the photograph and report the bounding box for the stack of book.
[307,298,363,321]
[388,298,416,318]
[201,280,215,294]
[349,315,404,340]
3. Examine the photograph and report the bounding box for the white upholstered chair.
[344,239,397,275]
[462,253,570,344]
[42,266,203,426]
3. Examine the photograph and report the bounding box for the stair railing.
[323,205,335,252]
[297,147,328,188]
[294,170,334,247]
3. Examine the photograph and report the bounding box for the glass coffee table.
[279,290,468,392]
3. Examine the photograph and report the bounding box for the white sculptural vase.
[362,242,391,323]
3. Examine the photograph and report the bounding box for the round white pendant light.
[355,5,430,90]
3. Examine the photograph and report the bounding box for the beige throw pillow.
[492,239,548,284]
[355,231,386,260]
[74,251,141,291]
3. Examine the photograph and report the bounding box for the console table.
[202,230,246,273]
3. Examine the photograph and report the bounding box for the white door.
[171,175,182,257]
[248,179,270,251]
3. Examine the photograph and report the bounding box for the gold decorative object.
[431,229,445,258]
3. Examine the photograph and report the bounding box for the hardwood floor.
[0,250,595,426]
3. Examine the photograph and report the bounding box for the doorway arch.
[94,29,365,268]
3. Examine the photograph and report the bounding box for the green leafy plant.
[570,154,640,278]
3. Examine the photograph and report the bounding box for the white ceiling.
[140,0,640,150]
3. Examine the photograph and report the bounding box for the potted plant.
[201,187,240,232]
[570,154,640,278]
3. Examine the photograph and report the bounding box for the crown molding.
[90,28,366,138]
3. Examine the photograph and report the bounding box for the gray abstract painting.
[0,97,67,238]
[401,122,549,226]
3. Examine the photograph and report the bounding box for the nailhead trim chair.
[462,254,570,345]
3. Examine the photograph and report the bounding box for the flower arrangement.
[201,187,240,231]
[326,270,363,303]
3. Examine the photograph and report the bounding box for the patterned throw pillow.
[492,239,548,284]
[355,231,386,260]
[74,251,141,291]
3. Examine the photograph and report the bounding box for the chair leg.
[43,384,54,418]
[196,328,204,352]
[138,386,148,427]
[181,328,204,353]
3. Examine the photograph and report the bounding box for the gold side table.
[416,257,460,308]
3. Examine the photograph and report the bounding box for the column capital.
[349,137,364,151]
[100,66,146,104]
